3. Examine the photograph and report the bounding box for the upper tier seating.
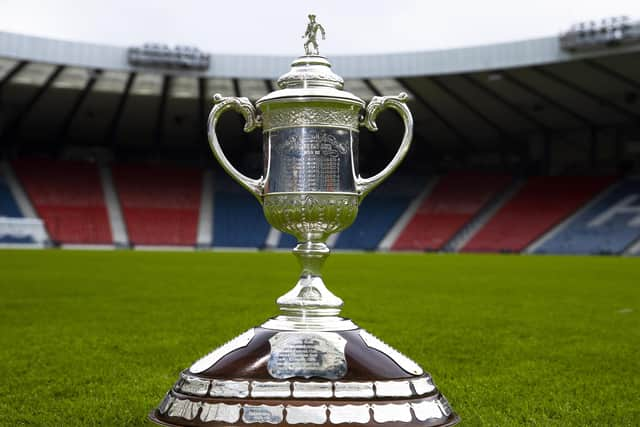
[12,159,112,244]
[113,164,201,246]
[463,176,615,253]
[334,175,425,250]
[393,173,511,250]
[212,172,270,248]
[535,178,640,254]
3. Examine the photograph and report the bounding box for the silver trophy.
[150,16,458,426]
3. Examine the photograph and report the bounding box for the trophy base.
[149,324,459,426]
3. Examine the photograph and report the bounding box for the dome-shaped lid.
[277,55,344,89]
[256,55,364,107]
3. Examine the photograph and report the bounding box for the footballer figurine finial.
[302,14,326,55]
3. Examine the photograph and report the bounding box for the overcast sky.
[2,0,640,55]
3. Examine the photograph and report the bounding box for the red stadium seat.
[112,164,201,246]
[462,176,615,253]
[393,173,511,250]
[12,159,112,244]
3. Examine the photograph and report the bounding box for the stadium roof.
[1,30,639,172]
[2,30,640,78]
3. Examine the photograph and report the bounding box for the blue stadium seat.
[334,175,425,250]
[278,232,297,249]
[0,175,33,243]
[0,176,23,218]
[212,173,270,248]
[276,175,426,250]
[535,179,640,255]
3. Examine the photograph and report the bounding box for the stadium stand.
[11,159,112,244]
[112,164,201,246]
[462,176,616,253]
[392,173,512,250]
[535,178,640,254]
[2,30,640,255]
[212,172,271,247]
[334,175,425,250]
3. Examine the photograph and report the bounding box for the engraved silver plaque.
[158,394,174,415]
[412,376,436,395]
[200,403,241,423]
[266,127,355,193]
[242,404,284,424]
[372,403,412,423]
[210,380,249,398]
[268,332,347,380]
[438,397,453,417]
[167,398,201,421]
[251,381,291,398]
[178,375,210,396]
[293,381,333,398]
[190,328,255,374]
[286,404,328,424]
[334,382,374,398]
[412,400,443,421]
[375,380,413,397]
[359,330,423,375]
[328,404,371,424]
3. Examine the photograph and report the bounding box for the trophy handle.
[357,92,413,199]
[207,94,264,201]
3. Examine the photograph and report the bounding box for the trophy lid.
[257,55,364,107]
[256,17,364,108]
[277,55,344,90]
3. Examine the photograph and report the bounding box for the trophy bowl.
[149,16,459,427]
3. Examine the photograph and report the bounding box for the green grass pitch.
[0,250,638,426]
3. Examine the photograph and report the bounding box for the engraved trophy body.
[150,17,459,427]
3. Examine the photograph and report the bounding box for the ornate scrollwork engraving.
[263,193,358,242]
[277,71,345,89]
[262,106,360,131]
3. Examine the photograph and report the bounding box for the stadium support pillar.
[1,65,63,150]
[585,59,640,94]
[56,69,101,152]
[0,60,26,93]
[107,72,135,148]
[534,66,640,123]
[464,74,548,133]
[503,71,592,127]
[197,77,208,162]
[397,77,475,151]
[154,76,170,150]
[431,76,515,155]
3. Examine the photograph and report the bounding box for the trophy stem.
[275,241,344,318]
